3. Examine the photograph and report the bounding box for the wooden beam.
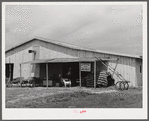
[112,59,119,76]
[79,62,81,87]
[94,61,96,88]
[46,63,48,88]
[20,64,22,87]
[9,58,11,81]
[8,58,11,87]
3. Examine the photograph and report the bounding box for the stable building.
[5,37,142,87]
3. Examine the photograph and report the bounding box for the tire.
[124,82,129,90]
[119,82,125,91]
[115,81,125,91]
[115,81,121,90]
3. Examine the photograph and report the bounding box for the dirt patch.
[6,87,142,108]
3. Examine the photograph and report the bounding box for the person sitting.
[107,72,115,87]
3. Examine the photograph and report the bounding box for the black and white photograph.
[2,1,147,120]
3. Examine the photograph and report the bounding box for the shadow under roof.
[21,57,118,64]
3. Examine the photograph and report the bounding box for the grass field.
[6,86,142,108]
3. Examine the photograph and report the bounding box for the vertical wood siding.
[135,58,142,87]
[5,47,33,79]
[39,46,78,59]
[5,40,140,87]
[106,55,137,87]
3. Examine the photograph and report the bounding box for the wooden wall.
[135,58,142,87]
[39,63,62,80]
[5,39,142,87]
[38,40,139,87]
[5,47,33,79]
[106,55,137,87]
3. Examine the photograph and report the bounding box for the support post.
[112,58,119,76]
[9,58,11,81]
[46,63,48,88]
[8,58,11,87]
[79,62,81,87]
[20,64,22,87]
[30,64,31,78]
[94,61,96,88]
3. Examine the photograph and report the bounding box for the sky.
[5,4,143,56]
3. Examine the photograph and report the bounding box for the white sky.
[5,4,143,56]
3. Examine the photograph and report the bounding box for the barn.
[5,37,142,88]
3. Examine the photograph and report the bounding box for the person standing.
[67,67,72,80]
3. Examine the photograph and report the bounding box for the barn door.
[6,63,14,81]
[136,59,142,87]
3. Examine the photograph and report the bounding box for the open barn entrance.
[40,62,79,87]
[62,62,79,86]
[5,63,14,81]
[40,63,62,87]
[21,57,117,88]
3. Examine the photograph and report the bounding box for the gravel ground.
[6,86,142,108]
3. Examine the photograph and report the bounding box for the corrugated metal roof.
[21,57,118,64]
[5,36,142,59]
